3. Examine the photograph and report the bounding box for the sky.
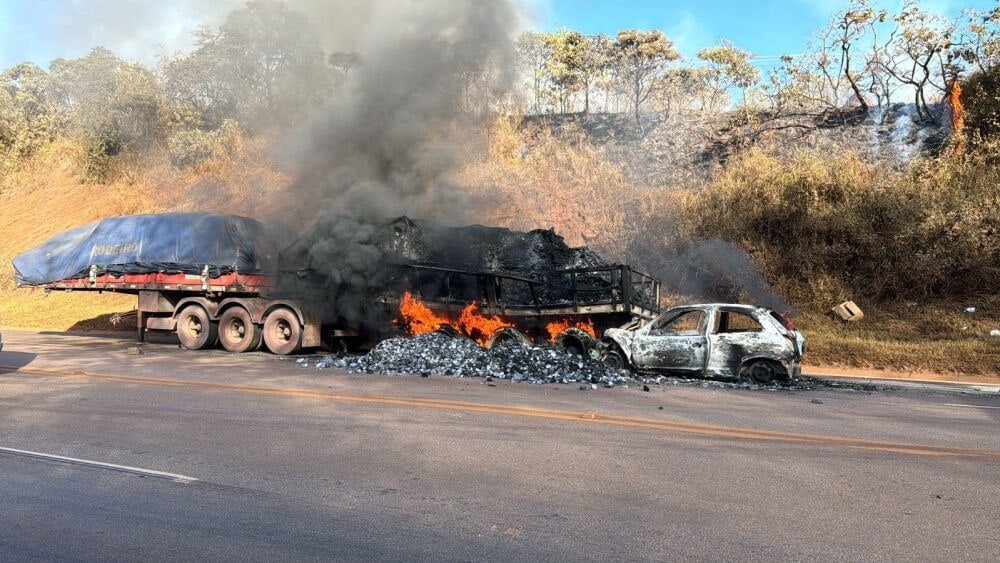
[0,0,995,70]
[535,0,996,64]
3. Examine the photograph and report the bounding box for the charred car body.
[600,304,805,383]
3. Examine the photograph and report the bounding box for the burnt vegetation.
[1,0,998,345]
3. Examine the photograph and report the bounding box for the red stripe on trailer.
[43,272,273,291]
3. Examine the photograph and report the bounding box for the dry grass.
[0,134,289,330]
[461,116,670,261]
[682,148,1000,303]
[798,297,1000,375]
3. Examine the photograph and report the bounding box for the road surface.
[1,330,998,561]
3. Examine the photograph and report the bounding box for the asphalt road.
[1,330,998,561]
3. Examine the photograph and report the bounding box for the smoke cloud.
[285,0,519,220]
[275,0,522,325]
[628,216,796,314]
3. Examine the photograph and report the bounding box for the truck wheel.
[556,328,596,357]
[263,307,302,355]
[176,305,218,350]
[218,306,261,353]
[486,327,531,349]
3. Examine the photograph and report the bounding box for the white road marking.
[940,403,1000,410]
[0,446,198,483]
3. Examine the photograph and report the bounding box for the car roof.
[663,303,766,314]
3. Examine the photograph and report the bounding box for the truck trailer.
[13,213,661,355]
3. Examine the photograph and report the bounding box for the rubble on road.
[316,332,630,385]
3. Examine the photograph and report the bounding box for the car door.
[631,309,708,374]
[706,309,766,377]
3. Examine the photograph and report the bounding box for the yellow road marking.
[2,363,998,459]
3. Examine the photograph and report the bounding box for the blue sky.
[0,0,994,70]
[535,0,994,61]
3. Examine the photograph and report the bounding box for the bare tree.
[614,30,680,128]
[877,1,956,122]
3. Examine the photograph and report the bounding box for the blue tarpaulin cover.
[13,212,274,286]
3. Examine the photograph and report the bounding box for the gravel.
[316,332,630,385]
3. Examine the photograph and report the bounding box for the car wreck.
[600,304,805,383]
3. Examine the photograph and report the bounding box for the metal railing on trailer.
[389,263,660,319]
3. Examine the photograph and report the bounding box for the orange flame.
[545,318,596,342]
[457,302,513,346]
[399,291,448,335]
[399,291,512,346]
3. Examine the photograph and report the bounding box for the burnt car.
[600,304,805,383]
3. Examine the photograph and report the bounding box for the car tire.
[742,359,780,384]
[176,305,218,350]
[601,346,627,370]
[218,306,261,353]
[263,307,302,355]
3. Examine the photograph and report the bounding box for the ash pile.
[372,217,612,304]
[374,217,606,276]
[317,332,631,386]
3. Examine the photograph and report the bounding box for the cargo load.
[13,212,275,286]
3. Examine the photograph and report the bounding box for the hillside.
[522,103,950,186]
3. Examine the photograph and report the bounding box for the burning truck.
[13,212,661,357]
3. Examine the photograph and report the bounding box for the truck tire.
[263,307,302,355]
[218,306,261,353]
[486,327,531,349]
[176,305,218,350]
[555,328,596,357]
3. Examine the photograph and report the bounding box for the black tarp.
[13,212,275,285]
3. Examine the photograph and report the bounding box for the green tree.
[50,47,162,180]
[580,33,614,114]
[0,62,62,158]
[961,65,1000,141]
[697,41,760,107]
[955,5,1000,73]
[163,0,331,131]
[544,29,586,113]
[614,30,681,128]
[879,1,956,122]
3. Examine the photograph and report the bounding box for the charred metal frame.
[392,263,660,321]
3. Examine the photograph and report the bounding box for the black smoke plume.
[276,0,520,326]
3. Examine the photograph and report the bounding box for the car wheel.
[176,305,218,350]
[742,359,778,384]
[218,306,261,353]
[601,347,627,370]
[263,307,302,355]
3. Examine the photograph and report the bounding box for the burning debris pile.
[317,332,631,386]
[374,217,613,304]
[375,217,607,276]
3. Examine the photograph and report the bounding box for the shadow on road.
[0,351,38,372]
[36,330,179,345]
